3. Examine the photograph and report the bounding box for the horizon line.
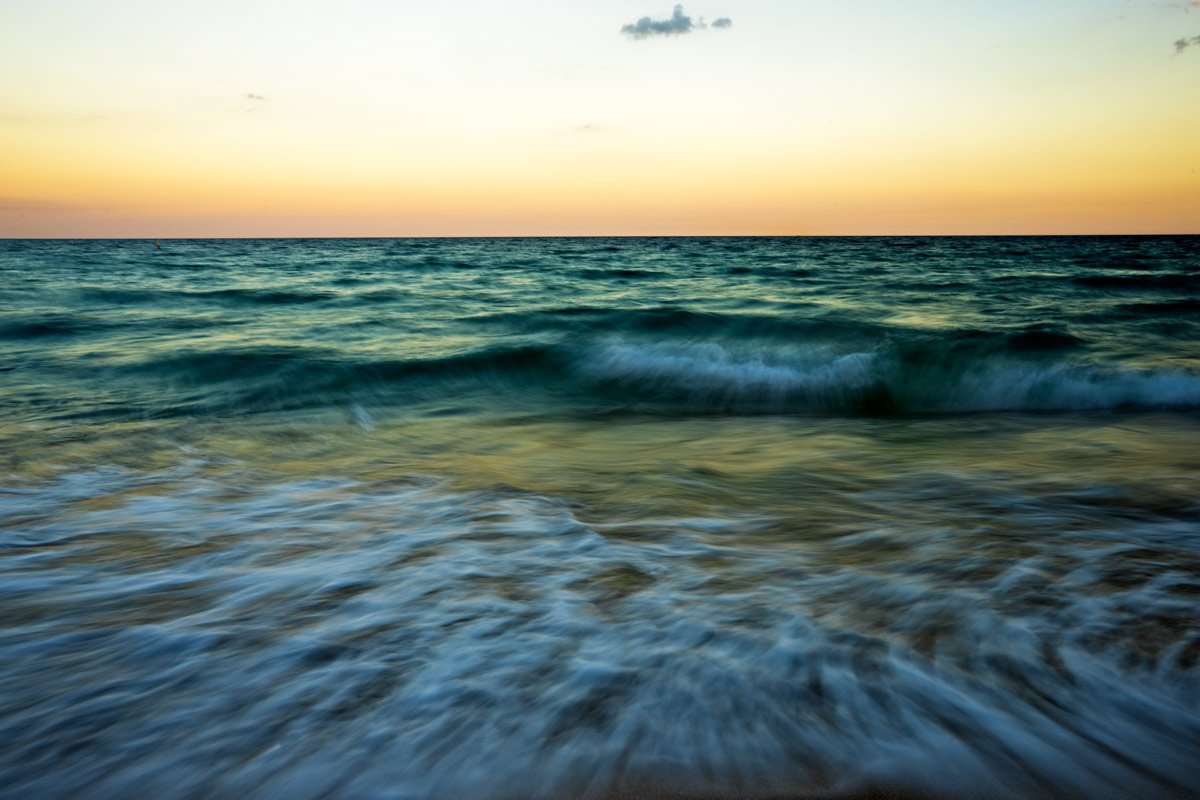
[4,232,1199,241]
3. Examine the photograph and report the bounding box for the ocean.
[1,236,1199,799]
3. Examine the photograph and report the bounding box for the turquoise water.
[2,236,1199,798]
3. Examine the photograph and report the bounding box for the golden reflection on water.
[7,411,1198,545]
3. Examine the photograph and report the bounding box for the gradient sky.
[2,0,1198,236]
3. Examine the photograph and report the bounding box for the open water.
[2,236,1199,799]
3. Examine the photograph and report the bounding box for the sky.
[1,0,1198,236]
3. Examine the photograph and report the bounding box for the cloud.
[622,4,694,37]
[1160,2,1200,11]
[1175,34,1200,52]
[620,5,731,38]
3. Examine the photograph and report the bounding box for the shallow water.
[2,237,1199,798]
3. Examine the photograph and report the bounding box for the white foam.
[576,340,1200,413]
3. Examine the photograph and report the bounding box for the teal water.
[2,236,1199,798]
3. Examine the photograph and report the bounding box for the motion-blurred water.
[2,236,1199,798]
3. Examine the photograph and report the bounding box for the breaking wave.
[578,340,1200,414]
[75,335,1200,419]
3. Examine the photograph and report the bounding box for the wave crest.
[577,341,1200,414]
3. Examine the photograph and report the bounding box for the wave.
[1071,274,1200,291]
[77,286,337,305]
[578,341,1200,414]
[1116,300,1200,315]
[0,312,229,341]
[0,315,113,339]
[577,267,666,279]
[105,344,564,418]
[95,333,1200,420]
[460,307,883,344]
[726,265,815,278]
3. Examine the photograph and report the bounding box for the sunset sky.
[2,0,1198,236]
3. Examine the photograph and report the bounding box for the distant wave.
[1115,300,1200,315]
[1071,274,1200,291]
[459,307,880,342]
[0,315,113,339]
[76,286,338,305]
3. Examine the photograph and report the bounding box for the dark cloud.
[622,5,699,38]
[246,93,266,101]
[1175,34,1200,52]
[620,5,732,39]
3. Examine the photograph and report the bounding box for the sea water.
[1,236,1199,798]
